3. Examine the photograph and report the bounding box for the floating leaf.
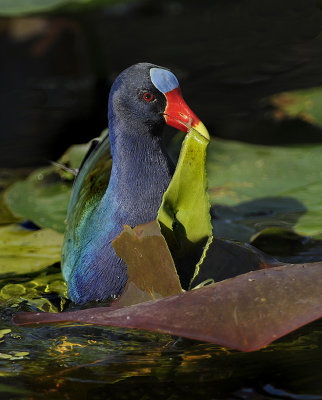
[0,169,31,225]
[0,351,29,361]
[1,270,66,312]
[0,224,63,276]
[0,0,134,17]
[4,167,71,232]
[0,329,11,341]
[0,192,21,225]
[112,221,182,307]
[269,86,322,126]
[58,142,93,171]
[14,262,322,352]
[4,140,92,232]
[0,168,31,190]
[207,139,322,241]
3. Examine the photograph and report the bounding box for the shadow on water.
[213,196,308,234]
[213,196,322,263]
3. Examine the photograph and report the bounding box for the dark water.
[0,235,322,400]
[1,1,322,398]
[2,0,322,167]
[1,315,322,399]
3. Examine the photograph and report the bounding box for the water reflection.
[1,310,322,399]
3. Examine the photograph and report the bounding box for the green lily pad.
[0,0,133,17]
[207,139,322,241]
[4,141,92,233]
[0,192,21,225]
[0,329,11,341]
[0,224,63,276]
[269,86,322,126]
[4,168,71,232]
[1,269,66,312]
[0,168,31,225]
[58,142,94,171]
[0,168,31,190]
[0,352,29,361]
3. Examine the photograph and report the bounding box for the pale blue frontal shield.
[150,68,179,94]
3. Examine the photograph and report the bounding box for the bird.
[61,63,208,304]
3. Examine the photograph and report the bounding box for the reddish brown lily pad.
[14,262,322,352]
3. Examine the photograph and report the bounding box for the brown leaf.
[13,262,322,352]
[112,221,182,307]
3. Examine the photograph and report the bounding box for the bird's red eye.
[143,92,154,102]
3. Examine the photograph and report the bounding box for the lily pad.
[14,262,322,352]
[0,168,31,225]
[269,86,322,126]
[58,142,95,172]
[0,192,21,225]
[0,224,63,276]
[4,140,92,233]
[0,168,31,190]
[1,268,66,312]
[4,167,71,232]
[112,221,182,307]
[207,139,322,241]
[0,0,133,17]
[0,329,11,341]
[0,351,29,361]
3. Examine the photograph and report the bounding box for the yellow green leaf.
[0,225,63,276]
[0,271,66,312]
[270,86,322,126]
[157,127,212,258]
[0,191,21,225]
[0,329,11,340]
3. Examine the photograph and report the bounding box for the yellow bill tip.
[193,120,210,141]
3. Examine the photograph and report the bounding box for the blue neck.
[104,114,174,227]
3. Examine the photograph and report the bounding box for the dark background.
[1,0,322,167]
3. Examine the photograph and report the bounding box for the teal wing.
[62,131,112,281]
[67,132,112,220]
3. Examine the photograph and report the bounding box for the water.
[1,1,322,398]
[1,235,322,400]
[1,317,322,399]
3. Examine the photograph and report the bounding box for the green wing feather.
[67,132,112,222]
[62,131,112,281]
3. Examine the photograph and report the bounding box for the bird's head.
[108,63,209,140]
